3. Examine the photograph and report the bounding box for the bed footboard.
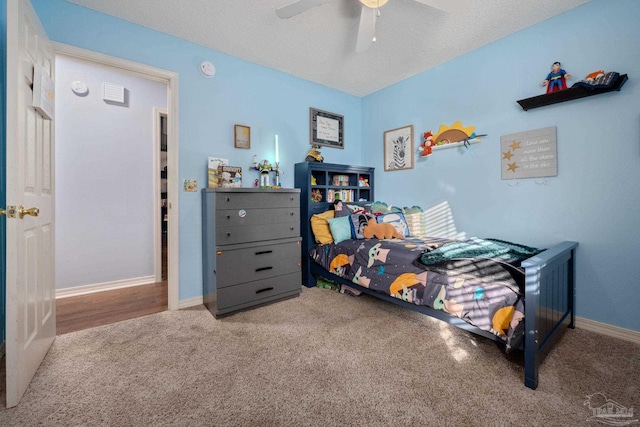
[521,241,578,389]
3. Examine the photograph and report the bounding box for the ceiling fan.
[276,0,468,53]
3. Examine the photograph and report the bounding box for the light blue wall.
[25,0,639,331]
[30,0,362,302]
[363,0,640,331]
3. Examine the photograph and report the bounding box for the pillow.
[327,216,352,244]
[333,201,353,218]
[403,205,423,215]
[346,204,368,214]
[371,201,390,214]
[377,212,410,237]
[310,210,334,244]
[349,213,375,239]
[371,200,402,215]
[402,206,426,237]
[403,212,427,237]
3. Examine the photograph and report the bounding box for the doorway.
[156,109,168,283]
[52,43,180,313]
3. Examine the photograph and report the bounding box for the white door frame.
[153,107,168,283]
[53,42,180,310]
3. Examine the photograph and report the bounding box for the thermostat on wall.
[200,61,216,78]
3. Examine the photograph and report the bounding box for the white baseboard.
[55,275,156,299]
[576,316,640,345]
[178,296,203,309]
[55,277,202,312]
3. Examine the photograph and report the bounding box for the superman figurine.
[542,62,572,93]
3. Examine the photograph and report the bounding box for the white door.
[5,0,56,408]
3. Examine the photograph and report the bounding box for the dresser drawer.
[216,192,299,209]
[216,207,299,228]
[216,222,299,245]
[216,239,301,288]
[216,272,301,313]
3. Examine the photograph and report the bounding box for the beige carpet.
[1,286,638,426]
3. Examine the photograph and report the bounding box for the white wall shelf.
[431,139,481,151]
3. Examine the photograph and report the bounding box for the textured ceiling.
[65,0,590,97]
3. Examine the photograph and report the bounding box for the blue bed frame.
[300,201,578,390]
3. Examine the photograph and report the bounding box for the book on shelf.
[208,157,228,188]
[332,174,350,186]
[218,165,242,188]
[327,189,354,203]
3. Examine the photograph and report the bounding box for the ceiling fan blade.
[276,0,333,19]
[356,6,377,53]
[412,0,469,14]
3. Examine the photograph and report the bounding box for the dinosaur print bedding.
[310,236,541,347]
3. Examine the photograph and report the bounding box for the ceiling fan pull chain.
[373,4,380,42]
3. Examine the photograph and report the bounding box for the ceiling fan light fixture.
[359,0,389,9]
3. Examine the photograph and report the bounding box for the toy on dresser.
[251,155,282,188]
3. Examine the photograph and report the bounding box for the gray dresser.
[201,188,302,318]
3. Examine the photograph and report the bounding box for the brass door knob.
[18,205,39,219]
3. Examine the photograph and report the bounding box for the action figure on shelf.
[251,158,273,188]
[542,62,572,93]
[258,160,272,187]
[305,145,323,162]
[311,189,322,203]
[418,131,434,157]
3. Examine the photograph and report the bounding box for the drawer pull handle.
[226,197,230,202]
[255,250,273,255]
[290,212,294,216]
[255,266,273,272]
[226,215,231,219]
[256,287,274,294]
[226,232,231,237]
[290,227,295,231]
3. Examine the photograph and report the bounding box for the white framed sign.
[32,63,55,120]
[501,126,557,180]
[310,108,344,149]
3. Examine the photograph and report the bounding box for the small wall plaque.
[234,124,250,149]
[501,126,557,180]
[32,64,55,120]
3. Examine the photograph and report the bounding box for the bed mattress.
[310,236,542,344]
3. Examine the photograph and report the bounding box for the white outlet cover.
[200,61,216,77]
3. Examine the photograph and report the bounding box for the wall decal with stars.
[500,126,557,180]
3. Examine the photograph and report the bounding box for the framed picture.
[384,125,414,171]
[310,108,344,149]
[234,124,251,149]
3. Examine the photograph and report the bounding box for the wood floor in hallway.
[56,281,168,335]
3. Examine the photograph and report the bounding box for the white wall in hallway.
[55,55,167,290]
